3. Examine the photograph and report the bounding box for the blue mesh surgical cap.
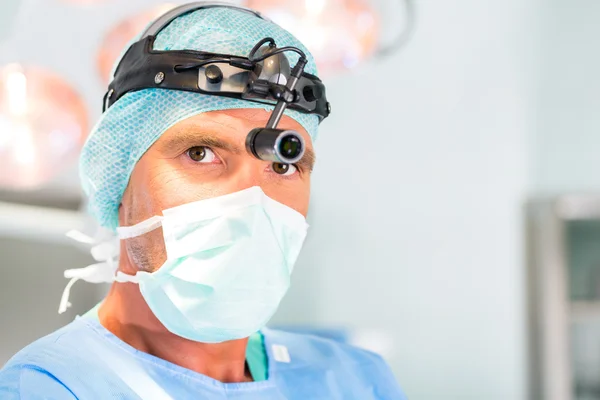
[80,6,320,231]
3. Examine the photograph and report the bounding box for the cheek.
[145,160,233,211]
[265,179,311,217]
[123,162,170,225]
[125,229,168,272]
[299,183,311,216]
[121,163,170,271]
[136,162,202,215]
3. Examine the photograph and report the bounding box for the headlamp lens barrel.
[246,128,305,164]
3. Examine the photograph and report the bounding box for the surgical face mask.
[110,186,308,343]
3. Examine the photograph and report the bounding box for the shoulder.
[0,365,77,399]
[1,318,95,372]
[0,320,94,399]
[264,328,407,399]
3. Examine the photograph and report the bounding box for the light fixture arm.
[373,0,416,59]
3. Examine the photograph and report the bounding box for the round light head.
[246,128,305,164]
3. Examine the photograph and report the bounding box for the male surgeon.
[0,3,406,399]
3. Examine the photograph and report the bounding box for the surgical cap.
[80,7,320,231]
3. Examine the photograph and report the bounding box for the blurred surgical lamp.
[97,0,415,80]
[245,0,415,75]
[0,64,88,189]
[97,3,178,84]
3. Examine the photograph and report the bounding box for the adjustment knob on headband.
[205,65,224,84]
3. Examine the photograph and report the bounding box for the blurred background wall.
[2,0,599,399]
[283,1,535,399]
[531,0,600,193]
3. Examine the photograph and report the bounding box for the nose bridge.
[232,155,265,190]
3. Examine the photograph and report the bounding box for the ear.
[118,203,125,227]
[118,184,133,227]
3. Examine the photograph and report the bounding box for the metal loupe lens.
[246,128,305,164]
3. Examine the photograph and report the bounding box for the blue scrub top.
[82,303,269,381]
[0,317,406,399]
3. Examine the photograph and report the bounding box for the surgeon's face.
[118,108,314,272]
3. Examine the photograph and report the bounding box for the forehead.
[156,108,314,147]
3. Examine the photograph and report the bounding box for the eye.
[272,163,297,176]
[187,146,216,163]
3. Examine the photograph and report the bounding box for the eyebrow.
[159,131,243,154]
[297,147,316,172]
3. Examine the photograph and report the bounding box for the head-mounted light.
[102,2,331,164]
